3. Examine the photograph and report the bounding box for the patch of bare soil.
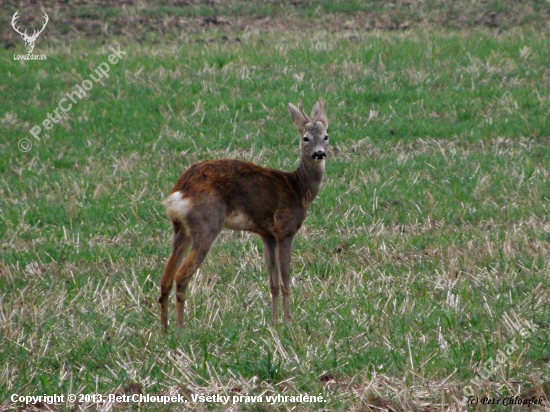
[3,0,550,48]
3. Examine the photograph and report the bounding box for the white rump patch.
[163,191,192,221]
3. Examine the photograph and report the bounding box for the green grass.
[1,3,550,411]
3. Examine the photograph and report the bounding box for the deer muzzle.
[312,150,326,161]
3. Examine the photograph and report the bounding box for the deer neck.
[295,157,325,204]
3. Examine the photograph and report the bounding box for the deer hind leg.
[159,221,192,331]
[262,235,280,324]
[278,236,294,323]
[174,220,223,330]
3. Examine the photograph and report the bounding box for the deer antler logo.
[11,10,49,54]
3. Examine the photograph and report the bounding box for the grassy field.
[1,1,549,411]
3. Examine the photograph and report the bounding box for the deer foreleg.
[278,237,294,323]
[262,236,280,323]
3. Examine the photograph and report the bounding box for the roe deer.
[159,100,329,331]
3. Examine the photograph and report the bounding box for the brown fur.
[171,160,306,237]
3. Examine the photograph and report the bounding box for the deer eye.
[303,136,310,142]
[324,135,329,140]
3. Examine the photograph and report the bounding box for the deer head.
[11,11,49,54]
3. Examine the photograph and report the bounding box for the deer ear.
[310,100,328,129]
[288,103,309,132]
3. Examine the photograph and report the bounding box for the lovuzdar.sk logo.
[11,10,48,61]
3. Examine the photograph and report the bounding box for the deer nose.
[312,150,326,160]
